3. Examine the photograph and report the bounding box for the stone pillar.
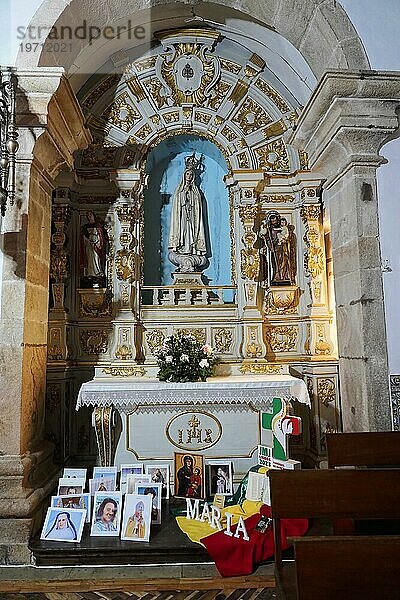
[0,69,91,563]
[290,71,400,432]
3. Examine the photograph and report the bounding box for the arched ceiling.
[74,29,308,174]
[17,0,370,90]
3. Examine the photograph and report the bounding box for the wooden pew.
[289,535,400,600]
[326,431,400,468]
[268,469,400,598]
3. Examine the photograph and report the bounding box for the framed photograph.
[51,493,91,523]
[90,492,122,536]
[121,493,152,542]
[62,468,87,481]
[92,466,117,492]
[57,477,85,496]
[145,464,170,499]
[126,474,151,494]
[135,483,162,524]
[174,453,205,499]
[40,507,86,543]
[208,461,233,496]
[120,464,144,493]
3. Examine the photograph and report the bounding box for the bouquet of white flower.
[155,332,218,383]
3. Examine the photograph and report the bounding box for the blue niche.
[144,134,231,287]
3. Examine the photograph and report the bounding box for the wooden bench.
[326,431,400,468]
[288,535,400,600]
[268,469,400,598]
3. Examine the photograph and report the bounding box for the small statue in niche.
[80,210,109,288]
[259,211,296,287]
[168,153,208,273]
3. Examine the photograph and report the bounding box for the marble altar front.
[76,375,310,482]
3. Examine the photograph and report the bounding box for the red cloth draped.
[201,504,308,577]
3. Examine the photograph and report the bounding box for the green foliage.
[155,332,218,383]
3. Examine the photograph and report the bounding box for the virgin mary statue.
[168,154,207,259]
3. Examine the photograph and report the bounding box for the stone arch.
[17,0,370,79]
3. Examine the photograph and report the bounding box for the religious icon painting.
[92,466,118,492]
[120,463,144,493]
[121,494,152,542]
[57,477,85,497]
[63,468,87,482]
[145,464,170,499]
[126,474,151,494]
[208,460,233,496]
[51,493,92,523]
[41,507,86,543]
[135,483,162,525]
[90,491,122,537]
[174,452,205,500]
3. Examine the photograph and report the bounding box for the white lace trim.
[76,376,310,413]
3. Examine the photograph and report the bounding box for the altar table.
[76,375,310,478]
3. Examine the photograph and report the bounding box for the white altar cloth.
[76,374,310,413]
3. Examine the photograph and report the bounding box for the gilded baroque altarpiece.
[46,29,340,467]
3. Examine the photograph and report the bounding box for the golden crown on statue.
[184,153,204,173]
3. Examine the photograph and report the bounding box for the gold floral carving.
[267,326,298,352]
[208,81,231,110]
[264,194,295,203]
[244,65,257,78]
[313,281,322,303]
[195,111,212,124]
[300,204,321,223]
[241,248,260,280]
[115,344,133,360]
[299,150,309,170]
[159,39,219,106]
[317,378,336,407]
[265,287,299,315]
[146,329,166,354]
[176,328,206,345]
[213,328,233,353]
[102,366,146,377]
[52,284,64,307]
[116,249,136,281]
[79,290,111,318]
[238,152,250,168]
[246,327,263,358]
[315,323,333,355]
[233,98,272,135]
[254,79,290,113]
[307,247,325,278]
[240,362,283,374]
[102,93,140,132]
[50,254,68,283]
[220,59,241,74]
[50,204,70,285]
[79,330,108,355]
[238,205,257,223]
[135,123,152,140]
[256,139,290,172]
[163,111,180,124]
[133,57,157,72]
[144,78,167,109]
[116,205,136,223]
[221,126,236,142]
